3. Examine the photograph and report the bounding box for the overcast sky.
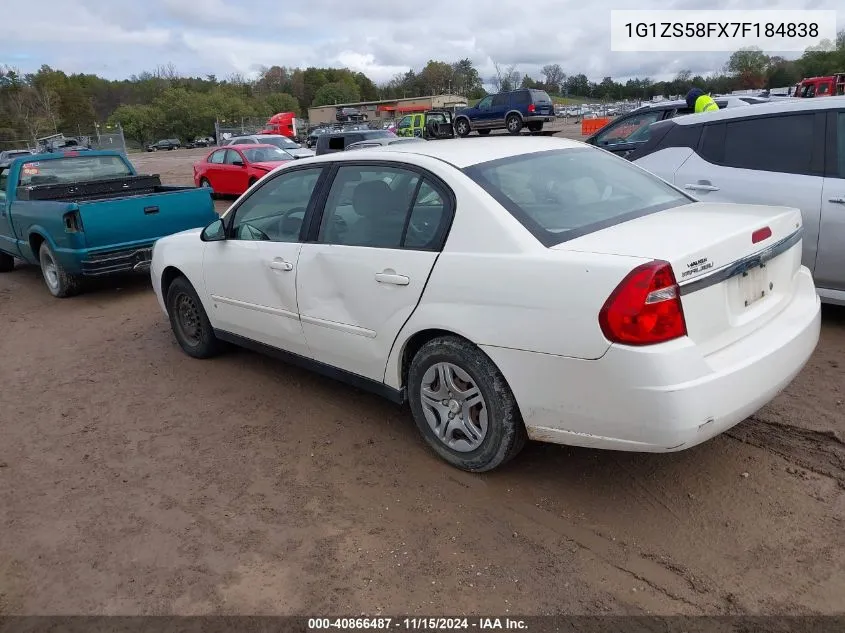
[2,0,843,86]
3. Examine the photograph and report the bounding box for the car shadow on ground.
[9,262,153,300]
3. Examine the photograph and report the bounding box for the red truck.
[793,72,845,98]
[259,112,299,140]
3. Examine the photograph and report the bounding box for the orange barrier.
[580,117,610,136]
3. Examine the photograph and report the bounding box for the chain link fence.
[0,124,127,156]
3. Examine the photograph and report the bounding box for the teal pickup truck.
[0,150,216,297]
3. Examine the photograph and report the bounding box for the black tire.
[38,242,82,298]
[506,114,523,135]
[527,122,543,133]
[248,177,258,188]
[165,275,223,359]
[0,251,14,273]
[454,118,471,137]
[407,336,527,472]
[477,129,491,136]
[199,178,216,199]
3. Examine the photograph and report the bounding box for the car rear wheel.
[477,129,491,136]
[506,114,523,135]
[166,276,223,359]
[0,252,14,272]
[248,177,258,188]
[407,335,527,472]
[38,242,82,298]
[454,118,471,137]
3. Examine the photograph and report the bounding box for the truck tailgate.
[78,187,215,248]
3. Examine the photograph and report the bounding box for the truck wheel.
[477,129,491,136]
[454,118,471,137]
[38,242,82,298]
[408,335,527,472]
[0,252,14,273]
[506,114,523,135]
[166,276,223,359]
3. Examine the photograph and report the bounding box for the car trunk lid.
[554,202,804,354]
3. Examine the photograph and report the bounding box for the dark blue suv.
[453,89,554,136]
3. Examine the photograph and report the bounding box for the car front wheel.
[165,276,223,359]
[407,335,526,472]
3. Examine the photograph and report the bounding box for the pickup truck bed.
[0,150,217,297]
[17,174,171,202]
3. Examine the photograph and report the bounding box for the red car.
[193,144,294,195]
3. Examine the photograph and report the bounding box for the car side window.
[0,168,7,202]
[512,91,529,105]
[209,150,226,164]
[403,180,450,250]
[317,165,422,248]
[328,136,346,151]
[595,111,662,146]
[721,114,815,175]
[838,113,845,178]
[492,93,509,107]
[224,150,242,165]
[477,96,492,109]
[230,167,323,242]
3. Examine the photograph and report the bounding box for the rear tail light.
[599,260,687,346]
[63,210,83,233]
[527,104,536,113]
[751,226,772,244]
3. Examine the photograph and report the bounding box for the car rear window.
[529,90,552,103]
[463,148,691,246]
[18,155,133,186]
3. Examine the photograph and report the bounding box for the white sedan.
[151,137,821,472]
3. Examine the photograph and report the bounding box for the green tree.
[726,47,770,89]
[108,104,163,146]
[311,81,360,107]
[259,92,301,116]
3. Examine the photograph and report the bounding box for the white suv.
[632,96,845,305]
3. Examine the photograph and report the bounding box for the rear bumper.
[481,267,821,452]
[53,241,156,276]
[81,245,154,276]
[523,115,554,123]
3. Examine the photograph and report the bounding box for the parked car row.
[0,95,834,475]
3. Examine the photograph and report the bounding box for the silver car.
[222,134,314,159]
[632,96,845,305]
[345,137,427,151]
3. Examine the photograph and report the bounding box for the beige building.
[307,94,468,125]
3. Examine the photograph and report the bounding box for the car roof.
[310,136,584,168]
[231,143,280,149]
[672,95,845,125]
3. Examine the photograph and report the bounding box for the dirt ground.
[1,137,844,616]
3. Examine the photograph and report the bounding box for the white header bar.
[610,10,837,52]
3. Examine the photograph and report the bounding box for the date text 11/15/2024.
[307,617,528,630]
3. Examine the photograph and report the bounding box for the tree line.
[1,32,843,149]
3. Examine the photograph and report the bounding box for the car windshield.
[242,147,291,162]
[258,136,298,149]
[366,130,395,139]
[18,155,133,186]
[463,147,691,246]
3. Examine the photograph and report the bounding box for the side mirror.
[232,159,245,167]
[200,218,226,242]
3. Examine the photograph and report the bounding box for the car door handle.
[829,197,845,204]
[268,259,293,271]
[684,183,720,192]
[375,271,409,285]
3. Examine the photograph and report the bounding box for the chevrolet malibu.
[151,137,821,472]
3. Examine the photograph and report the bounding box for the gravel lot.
[1,136,844,616]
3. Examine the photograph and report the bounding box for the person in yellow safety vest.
[685,88,719,113]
